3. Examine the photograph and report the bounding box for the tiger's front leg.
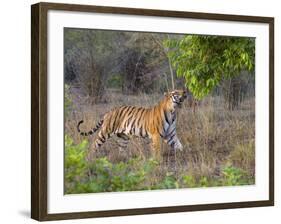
[172,136,183,151]
[151,134,161,158]
[165,134,183,151]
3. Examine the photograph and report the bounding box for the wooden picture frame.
[31,2,274,221]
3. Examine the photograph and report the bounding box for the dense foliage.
[164,36,255,99]
[65,135,254,194]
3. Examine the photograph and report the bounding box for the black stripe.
[95,120,103,130]
[111,108,124,130]
[78,119,104,137]
[162,124,167,134]
[168,133,176,144]
[125,106,135,118]
[164,110,170,125]
[125,116,133,128]
[100,134,106,141]
[118,106,130,122]
[95,121,102,130]
[124,107,135,127]
[139,126,143,137]
[77,120,84,132]
[166,127,176,139]
[157,124,162,136]
[107,109,117,131]
[173,100,181,105]
[107,112,114,130]
[100,137,106,143]
[130,126,135,135]
[98,119,103,126]
[144,130,148,137]
[126,108,138,128]
[136,109,146,127]
[140,126,147,138]
[130,117,137,130]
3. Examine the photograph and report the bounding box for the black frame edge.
[38,2,273,23]
[31,3,40,221]
[43,200,272,221]
[31,3,48,221]
[269,18,274,205]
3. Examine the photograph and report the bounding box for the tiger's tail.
[77,119,103,136]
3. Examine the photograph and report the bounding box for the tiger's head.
[165,89,188,108]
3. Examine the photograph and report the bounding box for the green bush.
[85,157,158,192]
[157,173,179,189]
[180,166,253,188]
[182,175,196,188]
[65,135,161,193]
[221,166,253,186]
[65,135,89,193]
[65,135,255,194]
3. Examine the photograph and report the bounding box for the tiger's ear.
[164,92,168,97]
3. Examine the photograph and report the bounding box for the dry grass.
[65,88,255,184]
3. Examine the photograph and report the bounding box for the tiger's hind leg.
[116,133,130,152]
[87,130,111,161]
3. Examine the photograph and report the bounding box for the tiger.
[77,89,188,157]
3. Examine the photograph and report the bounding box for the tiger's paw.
[174,142,183,151]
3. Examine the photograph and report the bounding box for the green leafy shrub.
[65,135,161,193]
[65,135,255,194]
[65,135,89,193]
[164,35,255,99]
[182,175,196,188]
[199,176,209,187]
[221,166,252,186]
[85,157,157,192]
[157,172,179,189]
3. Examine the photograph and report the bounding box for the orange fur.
[77,90,188,157]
